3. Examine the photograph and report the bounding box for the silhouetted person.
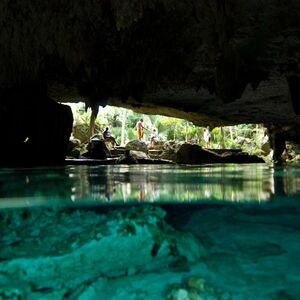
[103,127,119,149]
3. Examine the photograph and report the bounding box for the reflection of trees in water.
[275,167,300,197]
[272,167,286,198]
[153,166,273,202]
[3,165,300,208]
[70,165,300,204]
[269,166,300,201]
[284,174,300,195]
[71,166,116,202]
[70,166,90,201]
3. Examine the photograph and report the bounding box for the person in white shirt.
[150,128,158,147]
[203,126,211,148]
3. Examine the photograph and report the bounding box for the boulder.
[220,151,265,163]
[86,138,111,159]
[160,143,221,163]
[125,140,148,154]
[285,142,300,162]
[160,143,264,164]
[163,141,181,151]
[67,148,81,159]
[148,140,165,150]
[175,144,222,164]
[160,149,177,162]
[115,150,138,164]
[130,150,150,160]
[67,138,82,158]
[261,142,272,156]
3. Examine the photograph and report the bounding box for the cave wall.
[0,88,73,166]
[1,0,300,164]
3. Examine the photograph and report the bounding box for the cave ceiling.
[1,0,300,127]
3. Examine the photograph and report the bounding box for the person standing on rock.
[204,126,211,148]
[135,118,144,141]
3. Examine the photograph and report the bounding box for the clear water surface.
[0,163,300,209]
[1,163,300,299]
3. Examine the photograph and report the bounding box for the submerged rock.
[1,204,299,299]
[0,206,206,299]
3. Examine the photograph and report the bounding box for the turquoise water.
[0,164,300,299]
[1,163,300,208]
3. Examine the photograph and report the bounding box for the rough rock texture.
[86,138,111,159]
[160,143,264,164]
[125,140,149,154]
[1,0,300,164]
[0,204,299,299]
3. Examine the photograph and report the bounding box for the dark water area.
[0,164,300,299]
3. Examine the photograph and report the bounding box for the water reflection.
[0,164,300,208]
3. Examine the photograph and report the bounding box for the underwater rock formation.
[1,0,300,164]
[0,204,299,299]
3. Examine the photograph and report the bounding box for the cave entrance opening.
[65,102,270,162]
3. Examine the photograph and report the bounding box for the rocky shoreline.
[67,139,265,165]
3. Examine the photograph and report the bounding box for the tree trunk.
[185,122,188,142]
[121,108,127,146]
[220,126,225,148]
[89,106,99,138]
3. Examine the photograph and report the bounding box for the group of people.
[135,118,158,147]
[101,118,158,149]
[101,118,211,149]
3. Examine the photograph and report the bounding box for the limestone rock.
[125,140,148,154]
[115,150,138,164]
[130,150,150,159]
[86,138,111,159]
[159,143,264,164]
[160,143,221,164]
[67,138,82,158]
[175,144,221,164]
[159,148,177,162]
[220,151,265,163]
[261,142,272,156]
